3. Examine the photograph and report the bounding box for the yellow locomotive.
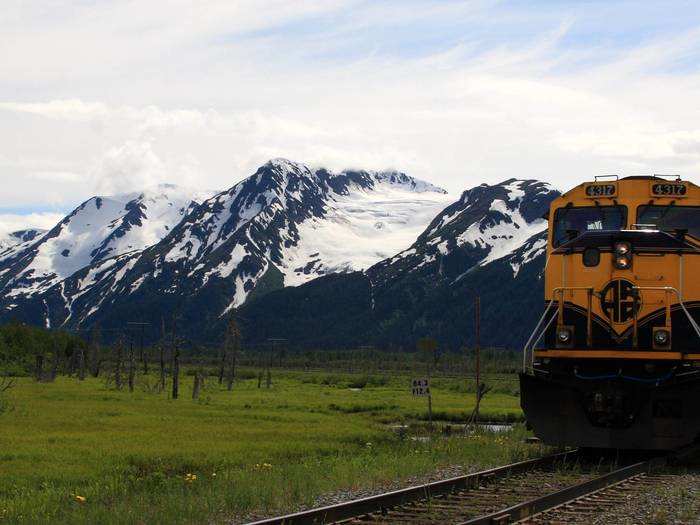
[520,175,700,450]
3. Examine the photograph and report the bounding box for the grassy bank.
[0,370,533,524]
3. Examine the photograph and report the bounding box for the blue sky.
[2,0,700,234]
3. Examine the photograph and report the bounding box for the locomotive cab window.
[552,206,627,247]
[636,205,700,240]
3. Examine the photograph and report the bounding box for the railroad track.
[248,445,698,525]
[521,473,681,524]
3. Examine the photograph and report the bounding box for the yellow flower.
[74,495,86,504]
[184,473,197,483]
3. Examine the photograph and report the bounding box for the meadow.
[0,368,541,524]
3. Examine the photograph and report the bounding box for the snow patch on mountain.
[370,178,559,288]
[510,234,548,277]
[278,183,453,286]
[0,229,46,260]
[202,244,249,284]
[444,179,552,268]
[456,200,547,266]
[0,184,214,300]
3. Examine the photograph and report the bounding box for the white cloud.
[1,1,700,213]
[90,141,169,195]
[0,100,111,121]
[0,213,63,237]
[26,171,83,183]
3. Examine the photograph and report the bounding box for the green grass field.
[0,370,539,524]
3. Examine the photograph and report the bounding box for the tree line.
[0,315,244,401]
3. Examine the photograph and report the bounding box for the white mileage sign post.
[412,377,432,431]
[411,378,430,396]
[415,337,438,432]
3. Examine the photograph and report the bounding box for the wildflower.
[212,472,217,477]
[184,473,197,483]
[74,495,86,504]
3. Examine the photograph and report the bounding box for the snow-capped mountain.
[370,178,556,286]
[0,229,46,256]
[0,159,451,331]
[0,184,212,303]
[239,179,561,349]
[0,163,560,349]
[145,158,451,311]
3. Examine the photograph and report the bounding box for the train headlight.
[615,256,630,268]
[556,326,574,347]
[653,328,671,349]
[615,242,630,255]
[613,242,632,270]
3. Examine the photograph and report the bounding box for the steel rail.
[457,460,657,525]
[461,442,700,525]
[248,443,699,525]
[246,450,579,525]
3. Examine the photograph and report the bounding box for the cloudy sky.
[2,0,700,234]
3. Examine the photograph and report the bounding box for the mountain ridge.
[0,160,560,349]
[0,159,454,333]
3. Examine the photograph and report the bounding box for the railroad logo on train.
[600,279,641,323]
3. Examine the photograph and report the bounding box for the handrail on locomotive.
[523,285,700,372]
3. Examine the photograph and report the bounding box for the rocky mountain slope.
[0,228,46,257]
[0,185,211,308]
[0,159,452,332]
[238,179,560,349]
[0,161,560,349]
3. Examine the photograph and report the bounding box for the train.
[520,175,700,450]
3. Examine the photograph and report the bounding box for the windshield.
[637,205,700,239]
[552,206,627,247]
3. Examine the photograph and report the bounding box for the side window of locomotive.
[637,206,700,240]
[552,206,627,247]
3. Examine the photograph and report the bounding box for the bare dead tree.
[171,320,180,400]
[34,354,44,382]
[192,371,202,400]
[49,340,60,382]
[0,375,15,413]
[159,317,167,392]
[0,376,15,393]
[171,346,180,399]
[466,383,492,428]
[265,339,285,389]
[224,315,240,391]
[139,327,148,375]
[218,344,226,385]
[115,338,124,390]
[78,345,86,381]
[66,343,77,377]
[88,326,101,377]
[128,340,136,392]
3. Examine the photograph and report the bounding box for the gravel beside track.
[240,457,700,524]
[236,464,475,524]
[520,470,700,524]
[588,472,700,525]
